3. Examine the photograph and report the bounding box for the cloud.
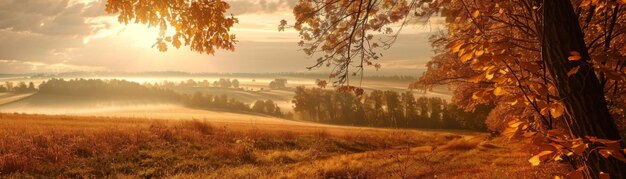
[0,0,97,36]
[0,29,83,63]
[0,59,106,73]
[0,0,436,75]
[0,0,113,68]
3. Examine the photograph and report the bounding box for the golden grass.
[0,113,569,178]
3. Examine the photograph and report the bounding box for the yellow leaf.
[450,40,464,53]
[508,121,523,128]
[472,10,480,18]
[460,53,473,62]
[529,150,554,166]
[567,66,580,77]
[494,87,506,96]
[485,71,495,80]
[474,50,484,57]
[472,91,481,100]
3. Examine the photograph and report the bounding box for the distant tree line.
[162,79,289,117]
[143,78,240,89]
[35,78,287,118]
[0,81,38,93]
[184,92,288,118]
[38,78,180,101]
[293,87,491,131]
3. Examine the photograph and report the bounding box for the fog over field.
[0,72,451,118]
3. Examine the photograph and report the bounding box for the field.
[0,113,567,178]
[0,75,571,178]
[0,74,451,113]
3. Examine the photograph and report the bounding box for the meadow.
[0,113,567,178]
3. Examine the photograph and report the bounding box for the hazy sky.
[0,0,443,75]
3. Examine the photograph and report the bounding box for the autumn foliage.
[106,0,238,54]
[285,0,626,177]
[103,0,626,177]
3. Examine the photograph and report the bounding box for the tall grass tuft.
[185,119,214,135]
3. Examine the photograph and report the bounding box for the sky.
[0,0,444,75]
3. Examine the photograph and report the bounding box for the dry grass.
[440,138,482,151]
[0,113,569,178]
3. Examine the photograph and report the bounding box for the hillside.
[0,113,567,178]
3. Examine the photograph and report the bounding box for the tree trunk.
[542,0,626,178]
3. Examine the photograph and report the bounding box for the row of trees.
[38,78,180,101]
[0,81,37,93]
[143,78,240,89]
[35,78,286,118]
[185,92,287,118]
[293,87,490,131]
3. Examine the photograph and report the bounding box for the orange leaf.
[580,0,592,7]
[550,103,565,118]
[567,66,580,77]
[471,10,480,18]
[568,56,581,61]
[494,87,506,96]
[529,150,554,166]
[568,51,582,61]
[460,53,473,62]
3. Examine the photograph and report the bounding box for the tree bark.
[542,0,626,178]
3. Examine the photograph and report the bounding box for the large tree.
[106,0,626,177]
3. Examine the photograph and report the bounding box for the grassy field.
[0,113,568,178]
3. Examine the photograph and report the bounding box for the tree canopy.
[106,0,237,54]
